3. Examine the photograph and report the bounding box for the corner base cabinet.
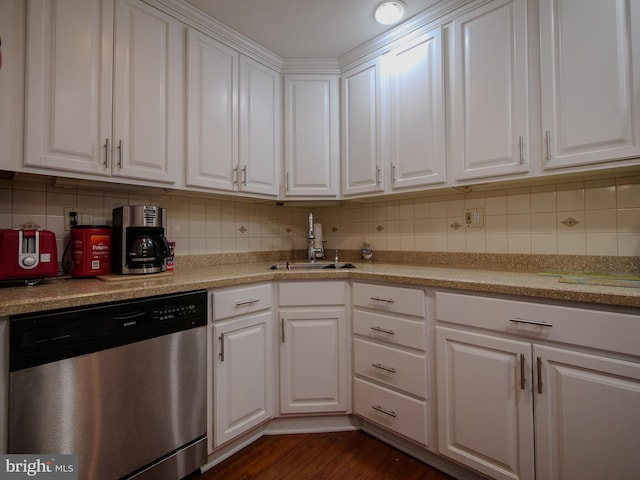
[436,291,640,480]
[278,281,349,414]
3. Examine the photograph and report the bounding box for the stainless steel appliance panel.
[8,291,207,480]
[9,328,206,480]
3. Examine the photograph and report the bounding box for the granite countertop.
[1,260,639,317]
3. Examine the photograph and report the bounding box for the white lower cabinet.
[209,284,274,451]
[436,291,640,480]
[534,345,640,480]
[352,282,430,446]
[278,281,349,414]
[437,326,535,480]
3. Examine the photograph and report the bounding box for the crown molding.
[280,58,341,75]
[146,0,283,71]
[339,0,478,71]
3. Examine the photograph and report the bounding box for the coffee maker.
[112,206,170,274]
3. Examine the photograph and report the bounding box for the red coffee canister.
[70,225,112,277]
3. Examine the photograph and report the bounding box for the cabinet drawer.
[353,283,425,317]
[354,338,427,398]
[353,310,426,351]
[211,283,272,321]
[436,291,640,357]
[279,281,346,306]
[354,377,428,446]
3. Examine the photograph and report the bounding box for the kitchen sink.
[268,262,356,270]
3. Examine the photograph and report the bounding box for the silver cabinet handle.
[391,163,396,183]
[520,353,526,390]
[219,333,225,362]
[116,139,123,167]
[371,296,394,304]
[370,326,395,335]
[372,405,397,418]
[537,356,543,394]
[233,165,238,185]
[376,166,381,185]
[372,362,397,374]
[281,318,285,343]
[545,131,551,161]
[103,138,110,167]
[286,172,289,191]
[509,317,553,327]
[519,136,525,165]
[235,298,260,306]
[242,165,247,186]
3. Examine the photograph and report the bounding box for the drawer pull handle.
[372,405,397,418]
[370,326,395,335]
[371,296,395,304]
[372,362,397,374]
[509,317,552,327]
[236,298,260,306]
[520,353,526,390]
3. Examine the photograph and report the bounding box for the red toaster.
[0,229,59,281]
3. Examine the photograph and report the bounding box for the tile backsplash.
[1,174,639,261]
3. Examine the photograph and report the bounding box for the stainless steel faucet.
[308,212,324,262]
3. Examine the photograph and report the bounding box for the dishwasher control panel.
[9,290,207,371]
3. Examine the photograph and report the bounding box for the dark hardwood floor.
[190,431,455,480]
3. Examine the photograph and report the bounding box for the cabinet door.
[540,0,640,169]
[239,56,281,196]
[283,75,340,197]
[449,0,529,181]
[112,0,182,184]
[185,28,238,191]
[24,0,113,175]
[387,28,446,190]
[534,345,640,480]
[280,309,348,414]
[341,59,384,196]
[436,327,535,480]
[212,312,273,448]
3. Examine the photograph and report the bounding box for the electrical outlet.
[463,208,484,228]
[64,207,94,230]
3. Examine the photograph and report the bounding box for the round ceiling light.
[374,1,406,25]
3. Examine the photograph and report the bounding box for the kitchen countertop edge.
[1,262,639,317]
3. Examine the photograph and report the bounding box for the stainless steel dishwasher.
[8,290,208,480]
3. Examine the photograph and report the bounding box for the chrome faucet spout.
[307,212,322,262]
[308,212,315,239]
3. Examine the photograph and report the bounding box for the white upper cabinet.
[283,74,340,198]
[25,0,183,185]
[449,0,529,181]
[341,59,384,196]
[186,30,280,197]
[25,0,114,176]
[239,57,281,196]
[186,29,238,191]
[386,28,446,190]
[112,0,183,184]
[540,0,640,170]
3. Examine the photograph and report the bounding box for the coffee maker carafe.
[112,206,170,274]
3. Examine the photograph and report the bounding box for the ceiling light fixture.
[374,1,406,25]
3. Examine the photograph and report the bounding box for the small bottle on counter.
[166,240,176,271]
[360,240,373,261]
